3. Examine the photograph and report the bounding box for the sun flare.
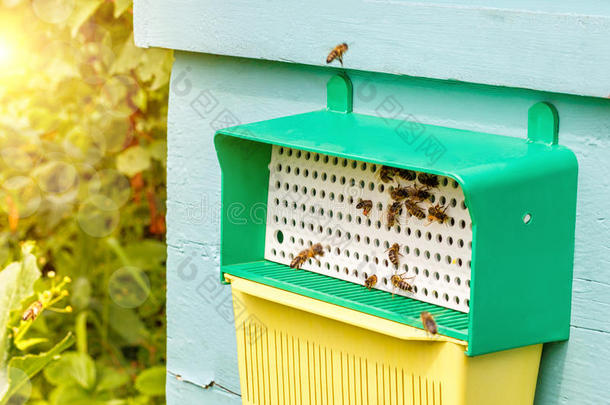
[0,37,14,68]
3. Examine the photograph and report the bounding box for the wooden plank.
[536,327,610,405]
[165,373,242,404]
[134,0,610,98]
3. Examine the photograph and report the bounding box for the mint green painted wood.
[214,75,578,356]
[133,0,610,98]
[162,52,610,404]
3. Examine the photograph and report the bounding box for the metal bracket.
[326,74,353,113]
[527,102,559,145]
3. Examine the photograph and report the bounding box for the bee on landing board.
[420,311,438,335]
[364,274,378,290]
[22,300,43,322]
[326,43,349,65]
[290,243,325,269]
[390,273,415,297]
[356,199,373,217]
[417,173,440,189]
[386,202,403,228]
[404,199,426,220]
[289,254,307,270]
[428,204,450,225]
[386,243,402,267]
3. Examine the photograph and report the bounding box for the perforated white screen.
[264,146,473,313]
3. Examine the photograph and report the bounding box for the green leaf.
[14,338,49,351]
[116,146,151,177]
[107,305,149,345]
[135,49,173,90]
[0,333,75,405]
[0,243,41,393]
[49,385,90,405]
[43,352,96,390]
[70,278,91,311]
[111,33,143,76]
[95,367,128,393]
[123,240,166,270]
[134,367,165,397]
[113,0,132,18]
[148,140,167,168]
[67,0,105,38]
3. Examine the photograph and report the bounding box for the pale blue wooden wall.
[164,51,610,404]
[135,0,610,98]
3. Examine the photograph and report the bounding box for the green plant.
[0,0,170,403]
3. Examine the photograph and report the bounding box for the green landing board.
[223,260,469,341]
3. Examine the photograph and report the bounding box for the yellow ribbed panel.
[229,275,542,405]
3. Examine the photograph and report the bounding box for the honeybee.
[386,243,402,267]
[326,43,348,65]
[290,243,325,269]
[428,204,450,224]
[396,168,417,181]
[22,300,43,322]
[404,199,426,220]
[417,173,440,189]
[289,254,307,269]
[364,274,378,290]
[309,243,325,257]
[407,185,431,202]
[390,272,415,296]
[356,199,373,216]
[386,201,403,227]
[378,165,398,183]
[389,186,410,201]
[420,311,438,335]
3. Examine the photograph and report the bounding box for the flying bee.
[390,272,415,296]
[428,204,450,224]
[417,173,440,189]
[22,300,43,322]
[364,274,378,290]
[309,243,325,258]
[378,165,398,183]
[289,243,325,269]
[389,186,410,201]
[420,311,438,335]
[396,168,417,181]
[404,199,426,220]
[386,201,403,227]
[386,243,402,267]
[356,199,373,216]
[326,43,348,65]
[407,185,432,202]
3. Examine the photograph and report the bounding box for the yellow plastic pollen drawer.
[227,275,542,405]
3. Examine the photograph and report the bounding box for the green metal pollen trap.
[213,74,578,356]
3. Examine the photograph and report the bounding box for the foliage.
[0,0,170,403]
